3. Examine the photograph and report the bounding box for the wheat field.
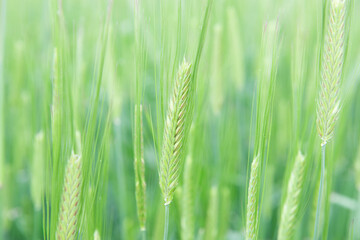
[0,0,360,239]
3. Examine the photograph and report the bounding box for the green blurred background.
[0,0,360,239]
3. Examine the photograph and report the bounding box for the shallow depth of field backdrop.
[0,0,360,239]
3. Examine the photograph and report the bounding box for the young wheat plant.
[314,0,346,239]
[246,20,279,240]
[159,60,193,240]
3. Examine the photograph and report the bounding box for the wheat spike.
[159,60,192,206]
[316,0,346,145]
[56,153,82,240]
[278,151,306,240]
[246,155,260,240]
[134,104,146,230]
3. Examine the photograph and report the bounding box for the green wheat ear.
[134,104,146,230]
[159,60,192,206]
[316,0,345,145]
[278,151,306,240]
[56,153,82,240]
[246,155,260,240]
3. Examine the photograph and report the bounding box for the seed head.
[159,60,193,205]
[316,0,345,145]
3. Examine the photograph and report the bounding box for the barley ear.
[159,60,192,206]
[316,0,346,145]
[134,104,146,230]
[278,151,306,240]
[246,155,260,240]
[56,153,82,240]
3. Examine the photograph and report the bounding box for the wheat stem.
[141,229,146,240]
[355,141,360,191]
[181,155,194,240]
[313,144,326,240]
[134,104,146,232]
[163,204,170,240]
[314,0,346,238]
[0,0,6,189]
